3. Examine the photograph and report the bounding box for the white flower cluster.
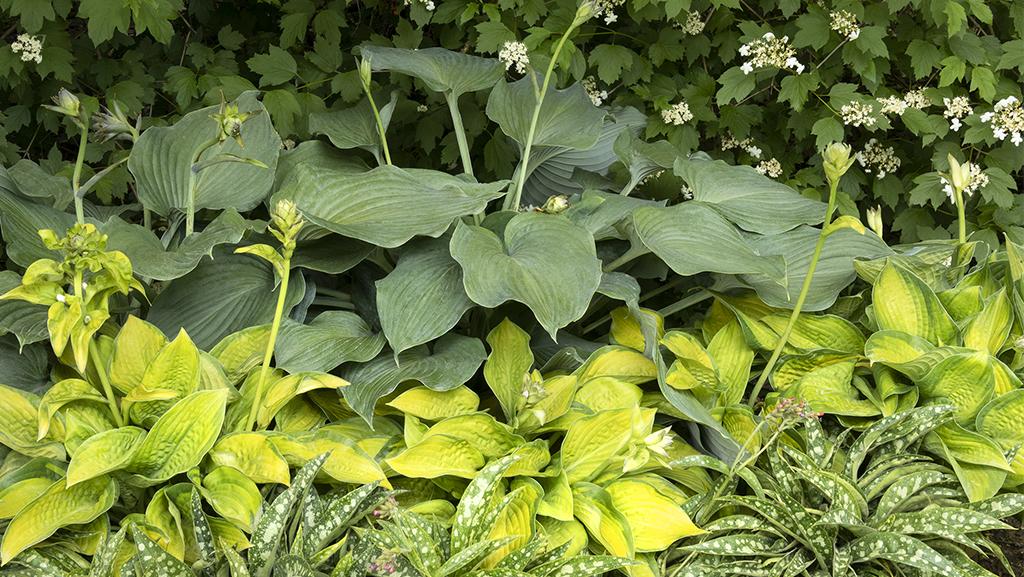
[499,41,529,74]
[674,11,705,35]
[582,76,608,106]
[941,163,989,201]
[416,104,429,113]
[11,34,42,64]
[830,10,861,40]
[903,88,931,110]
[755,158,782,178]
[876,95,907,116]
[856,139,900,179]
[840,101,876,127]
[980,96,1024,146]
[681,183,694,200]
[593,0,625,24]
[404,0,435,10]
[942,96,972,132]
[661,101,693,126]
[721,133,763,158]
[739,32,804,75]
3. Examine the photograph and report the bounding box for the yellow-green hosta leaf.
[0,476,116,565]
[919,352,995,423]
[127,390,228,485]
[420,413,524,458]
[572,482,634,558]
[209,432,291,485]
[0,384,63,459]
[962,288,1012,354]
[864,330,965,382]
[924,428,1007,502]
[505,440,551,476]
[575,346,657,385]
[992,360,1020,395]
[774,353,880,417]
[271,430,390,487]
[127,329,202,427]
[516,374,577,432]
[715,405,762,450]
[144,485,187,560]
[60,404,114,456]
[273,397,325,433]
[108,316,166,394]
[387,385,480,421]
[537,470,574,521]
[606,477,704,551]
[610,307,663,353]
[760,313,865,354]
[256,372,348,428]
[938,284,984,322]
[706,319,753,407]
[482,479,541,568]
[574,377,643,411]
[873,261,958,345]
[483,318,534,423]
[210,325,271,384]
[200,466,262,533]
[561,408,636,484]
[36,378,106,439]
[66,426,146,486]
[385,433,485,479]
[538,518,589,558]
[0,478,52,519]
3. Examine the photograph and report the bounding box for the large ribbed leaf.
[675,157,825,234]
[483,318,534,422]
[308,93,397,157]
[633,202,785,279]
[128,91,280,216]
[376,239,473,358]
[486,76,606,151]
[146,253,305,349]
[0,185,76,267]
[282,164,506,248]
[102,210,253,281]
[361,46,502,97]
[872,260,958,345]
[0,337,49,393]
[275,311,385,373]
[340,334,486,426]
[450,213,602,339]
[127,390,228,485]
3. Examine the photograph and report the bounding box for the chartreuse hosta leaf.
[386,386,480,421]
[484,319,534,423]
[574,346,657,385]
[1,475,116,564]
[0,384,63,459]
[451,213,603,340]
[36,378,106,439]
[126,328,201,424]
[560,408,639,484]
[209,432,291,485]
[128,91,280,217]
[386,433,486,479]
[271,429,390,487]
[605,477,704,551]
[872,260,958,345]
[198,465,262,532]
[482,480,541,568]
[419,413,524,458]
[127,390,228,485]
[255,372,348,428]
[976,389,1024,478]
[917,352,994,423]
[109,316,167,394]
[572,482,634,559]
[66,426,146,486]
[962,287,1012,354]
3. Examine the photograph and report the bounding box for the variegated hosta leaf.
[128,525,194,577]
[843,532,966,577]
[451,456,519,556]
[249,453,329,577]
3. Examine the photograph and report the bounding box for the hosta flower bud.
[946,154,969,193]
[211,96,260,147]
[93,100,140,143]
[541,194,570,214]
[823,142,855,186]
[43,88,83,126]
[269,199,305,256]
[573,1,595,26]
[866,205,883,238]
[358,57,373,90]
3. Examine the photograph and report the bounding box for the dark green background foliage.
[1,0,1022,242]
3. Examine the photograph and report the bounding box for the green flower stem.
[657,289,713,320]
[503,28,577,212]
[956,188,966,243]
[602,245,647,273]
[365,91,392,165]
[89,338,125,428]
[243,263,291,432]
[446,92,474,177]
[185,137,220,236]
[746,180,839,407]
[71,122,89,224]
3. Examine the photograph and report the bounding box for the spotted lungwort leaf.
[534,555,632,577]
[872,470,952,521]
[129,525,194,577]
[844,532,967,577]
[450,455,518,555]
[678,534,783,556]
[88,526,127,577]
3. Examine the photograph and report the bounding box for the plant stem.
[446,92,474,177]
[186,138,220,236]
[89,345,125,428]
[657,289,713,320]
[366,91,392,165]
[602,245,646,273]
[502,29,575,212]
[72,122,89,224]
[746,180,839,407]
[956,188,966,243]
[243,264,291,432]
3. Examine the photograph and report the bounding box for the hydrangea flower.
[499,41,529,74]
[10,34,42,64]
[980,96,1024,146]
[661,101,693,126]
[738,32,803,75]
[856,139,900,179]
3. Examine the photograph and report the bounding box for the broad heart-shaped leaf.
[0,183,76,267]
[101,210,254,281]
[275,311,385,373]
[308,92,397,159]
[614,129,678,196]
[0,476,117,564]
[127,390,228,485]
[361,46,502,97]
[66,426,146,486]
[0,337,49,393]
[633,202,785,280]
[0,272,48,347]
[486,75,606,150]
[128,91,281,217]
[521,107,646,206]
[146,253,306,350]
[376,238,474,358]
[450,213,603,339]
[281,163,507,248]
[339,334,486,426]
[736,226,894,311]
[675,157,826,234]
[872,259,958,345]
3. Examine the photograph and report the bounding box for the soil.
[978,519,1024,576]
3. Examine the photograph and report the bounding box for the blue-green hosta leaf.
[0,272,48,347]
[486,75,606,151]
[451,456,519,556]
[128,525,194,577]
[0,185,76,267]
[361,46,502,97]
[340,334,486,427]
[634,202,785,280]
[128,91,280,217]
[376,239,473,358]
[275,311,385,373]
[250,454,329,577]
[7,160,72,209]
[147,253,306,350]
[844,532,967,577]
[564,191,665,242]
[0,337,49,394]
[102,210,254,281]
[614,130,678,196]
[282,164,506,248]
[308,93,398,158]
[674,157,825,234]
[738,226,893,311]
[450,213,602,339]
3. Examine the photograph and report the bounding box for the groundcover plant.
[0,0,1022,576]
